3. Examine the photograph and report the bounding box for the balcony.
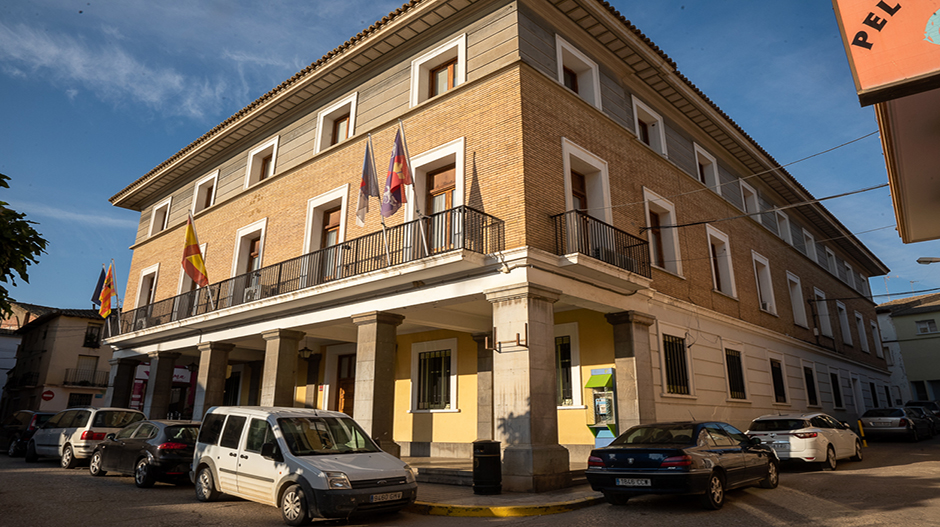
[63,369,110,388]
[552,210,651,279]
[118,206,504,335]
[8,372,39,389]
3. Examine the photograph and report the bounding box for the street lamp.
[917,257,940,264]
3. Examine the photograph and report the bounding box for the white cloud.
[14,201,139,230]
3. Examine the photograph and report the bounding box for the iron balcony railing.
[552,210,651,278]
[118,206,504,335]
[9,372,39,388]
[63,369,110,387]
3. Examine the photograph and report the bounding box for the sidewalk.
[407,479,604,517]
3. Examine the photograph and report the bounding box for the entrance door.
[336,354,356,416]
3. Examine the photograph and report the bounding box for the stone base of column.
[375,439,401,459]
[502,444,570,492]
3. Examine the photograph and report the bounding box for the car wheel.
[700,472,725,510]
[195,467,220,502]
[604,492,631,505]
[821,446,837,471]
[135,458,156,488]
[850,440,863,462]
[60,445,77,469]
[89,451,107,477]
[281,484,312,526]
[909,426,920,442]
[759,459,779,489]
[24,441,37,463]
[7,437,19,457]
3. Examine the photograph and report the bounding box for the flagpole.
[398,119,430,257]
[188,212,216,312]
[371,134,393,267]
[108,258,120,337]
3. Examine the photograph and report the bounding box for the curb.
[407,496,605,517]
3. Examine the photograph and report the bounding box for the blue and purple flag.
[380,129,412,218]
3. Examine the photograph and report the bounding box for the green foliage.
[0,173,48,318]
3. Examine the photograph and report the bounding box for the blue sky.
[3,0,939,309]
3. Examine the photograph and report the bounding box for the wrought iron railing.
[63,369,110,387]
[551,210,651,278]
[9,372,39,388]
[118,206,503,335]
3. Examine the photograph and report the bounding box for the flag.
[182,212,209,288]
[380,128,412,218]
[355,138,381,227]
[91,268,105,306]
[98,264,115,318]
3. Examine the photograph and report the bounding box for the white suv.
[192,407,417,525]
[746,412,862,470]
[26,407,146,468]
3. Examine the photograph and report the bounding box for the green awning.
[584,373,613,388]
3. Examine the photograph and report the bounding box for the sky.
[3,0,940,310]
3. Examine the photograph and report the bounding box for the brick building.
[104,0,892,491]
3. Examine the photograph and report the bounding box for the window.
[68,393,93,407]
[220,415,247,449]
[405,138,466,223]
[706,225,736,297]
[148,197,172,237]
[826,247,837,274]
[869,382,879,408]
[871,322,884,358]
[836,301,852,346]
[663,334,690,395]
[776,211,791,244]
[303,186,347,284]
[752,251,776,313]
[740,180,759,214]
[231,219,266,303]
[135,263,160,309]
[555,35,601,109]
[831,371,845,408]
[802,230,817,262]
[245,418,274,453]
[724,349,747,400]
[192,170,218,214]
[632,97,667,155]
[244,136,279,188]
[843,262,854,287]
[554,323,582,407]
[76,355,98,378]
[787,272,808,327]
[855,312,870,352]
[912,380,929,400]
[803,364,819,406]
[883,385,892,407]
[693,144,720,192]
[814,288,833,337]
[644,188,682,275]
[561,138,611,223]
[83,324,102,348]
[410,34,466,107]
[884,346,893,365]
[770,359,787,403]
[410,338,457,412]
[916,319,938,334]
[315,93,358,153]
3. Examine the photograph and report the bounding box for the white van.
[192,407,417,525]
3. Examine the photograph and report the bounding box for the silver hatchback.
[860,407,933,441]
[26,407,146,468]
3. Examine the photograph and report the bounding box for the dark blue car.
[89,420,200,488]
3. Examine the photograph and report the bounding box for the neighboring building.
[0,303,110,419]
[105,0,892,491]
[0,329,19,413]
[877,292,940,402]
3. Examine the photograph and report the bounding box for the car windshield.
[862,408,904,418]
[165,425,199,443]
[93,411,145,428]
[610,424,695,445]
[748,419,809,431]
[34,414,52,426]
[278,417,380,455]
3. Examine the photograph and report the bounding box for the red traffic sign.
[41,390,54,401]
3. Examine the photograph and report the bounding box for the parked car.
[89,420,199,487]
[905,400,940,417]
[860,408,932,441]
[746,412,862,470]
[192,407,417,525]
[26,407,146,467]
[1,411,54,457]
[585,421,778,510]
[906,407,940,436]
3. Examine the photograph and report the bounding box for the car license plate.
[870,422,890,427]
[616,478,651,487]
[772,443,788,450]
[370,492,402,503]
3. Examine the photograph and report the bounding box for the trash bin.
[472,439,501,495]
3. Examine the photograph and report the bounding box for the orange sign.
[833,0,940,105]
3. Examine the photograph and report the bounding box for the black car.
[1,411,53,457]
[89,420,200,488]
[585,421,779,509]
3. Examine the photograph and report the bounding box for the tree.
[0,173,48,318]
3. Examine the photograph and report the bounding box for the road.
[0,436,937,526]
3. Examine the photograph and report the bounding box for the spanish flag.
[182,212,209,288]
[98,264,115,318]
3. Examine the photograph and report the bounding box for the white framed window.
[855,312,870,352]
[244,136,279,188]
[303,185,349,254]
[752,251,776,314]
[830,370,845,409]
[561,138,612,223]
[631,96,667,155]
[135,263,160,309]
[722,342,748,400]
[643,188,682,276]
[555,35,601,109]
[192,170,219,215]
[843,262,854,287]
[314,92,358,154]
[706,224,736,297]
[769,352,788,404]
[836,301,852,346]
[871,322,884,358]
[661,332,693,396]
[301,186,348,285]
[803,229,817,262]
[825,247,837,274]
[409,34,467,107]
[693,143,720,192]
[410,338,458,412]
[740,180,759,215]
[775,210,791,244]
[814,288,833,337]
[555,322,582,408]
[148,197,172,237]
[916,319,938,334]
[884,346,893,365]
[787,272,809,327]
[802,360,820,407]
[404,137,466,222]
[231,218,267,276]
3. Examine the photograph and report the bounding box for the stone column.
[108,358,140,409]
[351,311,404,458]
[485,284,570,492]
[260,329,305,407]
[192,342,235,420]
[473,332,493,440]
[605,311,657,431]
[303,346,323,409]
[143,352,180,419]
[247,360,263,406]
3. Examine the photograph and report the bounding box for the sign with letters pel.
[832,0,940,105]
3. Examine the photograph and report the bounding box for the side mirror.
[261,442,283,462]
[749,436,763,446]
[105,433,116,441]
